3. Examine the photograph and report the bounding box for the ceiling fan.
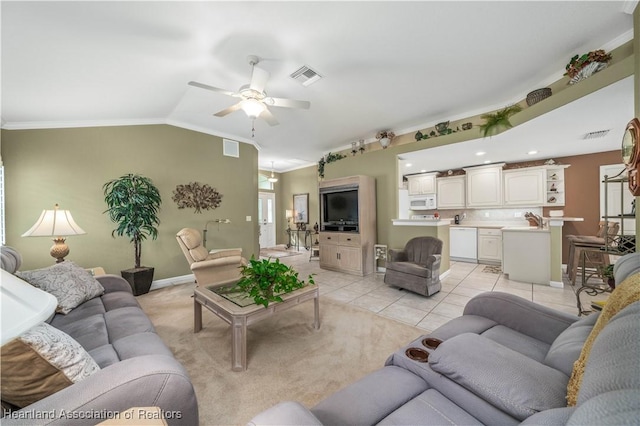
[188,55,311,128]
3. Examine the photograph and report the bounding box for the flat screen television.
[321,189,359,231]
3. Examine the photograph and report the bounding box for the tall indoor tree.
[103,173,162,295]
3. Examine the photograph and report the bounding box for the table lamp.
[22,204,86,263]
[285,209,293,230]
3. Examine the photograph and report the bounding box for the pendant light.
[268,161,278,183]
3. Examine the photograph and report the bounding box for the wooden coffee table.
[193,281,320,371]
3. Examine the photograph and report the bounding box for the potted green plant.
[600,264,615,290]
[233,256,314,307]
[103,174,162,295]
[478,104,522,138]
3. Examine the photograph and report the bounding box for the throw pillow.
[17,261,104,314]
[1,322,100,408]
[566,272,640,406]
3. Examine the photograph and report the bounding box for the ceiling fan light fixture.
[240,98,266,119]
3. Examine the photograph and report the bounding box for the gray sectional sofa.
[1,249,198,425]
[250,253,640,425]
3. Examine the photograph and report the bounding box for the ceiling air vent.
[582,130,610,140]
[290,65,322,87]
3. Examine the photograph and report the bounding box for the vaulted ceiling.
[1,1,636,172]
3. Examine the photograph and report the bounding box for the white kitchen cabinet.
[464,164,505,207]
[436,176,465,209]
[407,173,437,195]
[502,229,550,285]
[503,168,545,206]
[477,228,502,263]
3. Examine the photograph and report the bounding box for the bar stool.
[566,221,619,285]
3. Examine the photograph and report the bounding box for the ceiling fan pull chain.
[252,119,256,138]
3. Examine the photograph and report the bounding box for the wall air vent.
[223,139,239,158]
[290,65,322,87]
[582,130,610,140]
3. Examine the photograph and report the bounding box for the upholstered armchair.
[384,236,443,297]
[176,228,247,285]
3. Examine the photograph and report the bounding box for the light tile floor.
[273,248,604,333]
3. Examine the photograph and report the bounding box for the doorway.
[258,192,276,249]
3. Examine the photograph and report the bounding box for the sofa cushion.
[567,275,640,406]
[429,333,568,421]
[386,262,431,278]
[481,325,550,362]
[575,302,640,406]
[567,390,640,426]
[543,313,598,377]
[17,261,104,314]
[0,322,99,407]
[311,366,428,425]
[378,389,482,425]
[429,315,498,340]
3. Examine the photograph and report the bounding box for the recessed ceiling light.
[476,151,486,156]
[527,150,538,155]
[420,169,427,173]
[405,163,412,168]
[484,160,491,164]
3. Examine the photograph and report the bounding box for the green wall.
[276,166,320,245]
[1,124,259,279]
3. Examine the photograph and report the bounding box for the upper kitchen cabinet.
[503,167,545,206]
[408,173,437,195]
[437,176,466,209]
[464,164,504,207]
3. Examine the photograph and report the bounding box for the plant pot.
[607,277,615,290]
[121,267,155,296]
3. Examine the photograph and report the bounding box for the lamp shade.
[286,209,293,219]
[22,205,86,237]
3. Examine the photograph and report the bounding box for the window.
[258,173,274,190]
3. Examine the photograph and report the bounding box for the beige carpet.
[138,283,424,425]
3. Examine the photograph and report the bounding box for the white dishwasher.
[450,227,478,263]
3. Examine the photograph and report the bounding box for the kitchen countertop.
[501,226,551,233]
[392,219,452,227]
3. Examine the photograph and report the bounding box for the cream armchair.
[176,228,247,285]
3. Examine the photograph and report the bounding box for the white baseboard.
[150,274,194,291]
[440,269,451,280]
[549,280,564,289]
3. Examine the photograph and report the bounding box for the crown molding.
[1,118,165,130]
[621,0,638,14]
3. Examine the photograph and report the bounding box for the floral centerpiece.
[564,49,612,84]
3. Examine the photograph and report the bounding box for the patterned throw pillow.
[17,261,104,314]
[1,322,100,407]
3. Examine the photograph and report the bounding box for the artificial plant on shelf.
[478,104,522,138]
[318,152,347,178]
[232,256,315,307]
[564,49,612,84]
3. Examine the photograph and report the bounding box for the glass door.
[258,192,276,249]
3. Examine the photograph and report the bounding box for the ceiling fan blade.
[264,97,311,109]
[188,81,236,97]
[260,108,279,126]
[213,102,242,117]
[249,66,269,93]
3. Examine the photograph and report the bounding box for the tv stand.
[319,176,376,276]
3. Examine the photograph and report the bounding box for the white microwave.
[410,195,437,210]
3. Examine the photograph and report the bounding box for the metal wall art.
[172,182,223,213]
